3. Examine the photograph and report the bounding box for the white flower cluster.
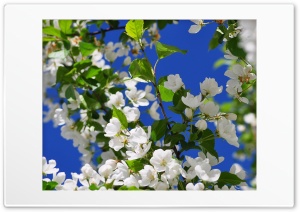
[224,64,256,104]
[164,74,238,147]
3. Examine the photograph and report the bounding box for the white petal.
[188,25,202,34]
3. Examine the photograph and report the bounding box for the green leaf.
[82,92,101,110]
[157,76,168,86]
[89,184,100,191]
[107,20,120,28]
[42,181,58,190]
[157,20,173,30]
[75,121,84,132]
[79,42,97,56]
[226,37,246,59]
[209,30,224,50]
[56,67,70,84]
[84,66,102,79]
[129,58,154,82]
[59,20,73,34]
[96,133,110,143]
[217,172,245,187]
[199,129,218,159]
[65,85,76,100]
[171,88,187,113]
[171,123,187,133]
[155,41,187,59]
[109,87,124,94]
[178,180,186,190]
[151,119,168,141]
[74,59,92,71]
[112,105,128,128]
[43,26,64,38]
[43,37,57,42]
[48,49,69,59]
[143,20,156,29]
[119,32,131,45]
[164,134,185,147]
[125,158,147,173]
[125,20,144,41]
[158,85,174,102]
[89,120,103,131]
[71,46,80,56]
[119,186,139,190]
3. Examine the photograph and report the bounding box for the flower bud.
[185,108,193,120]
[195,120,207,131]
[225,113,237,121]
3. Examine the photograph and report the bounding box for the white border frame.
[3,3,294,207]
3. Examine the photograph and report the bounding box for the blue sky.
[43,20,254,184]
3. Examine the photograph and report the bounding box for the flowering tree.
[42,20,256,191]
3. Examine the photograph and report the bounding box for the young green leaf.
[158,85,174,102]
[42,181,58,190]
[129,58,154,82]
[79,42,97,56]
[43,26,64,39]
[125,20,144,41]
[118,186,139,190]
[125,158,147,173]
[155,41,187,59]
[112,105,128,128]
[58,20,73,34]
[89,184,100,191]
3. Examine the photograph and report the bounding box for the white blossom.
[195,160,221,182]
[217,118,239,147]
[164,74,184,92]
[123,106,140,122]
[195,120,207,131]
[188,20,204,34]
[124,175,139,188]
[109,135,127,151]
[150,149,173,172]
[106,91,125,109]
[214,185,236,190]
[198,152,224,166]
[125,87,149,107]
[144,85,156,101]
[126,142,152,160]
[42,157,59,175]
[53,103,69,126]
[138,165,158,187]
[200,78,223,97]
[181,92,202,109]
[149,101,160,120]
[230,163,246,180]
[104,118,121,137]
[200,102,219,117]
[186,182,205,190]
